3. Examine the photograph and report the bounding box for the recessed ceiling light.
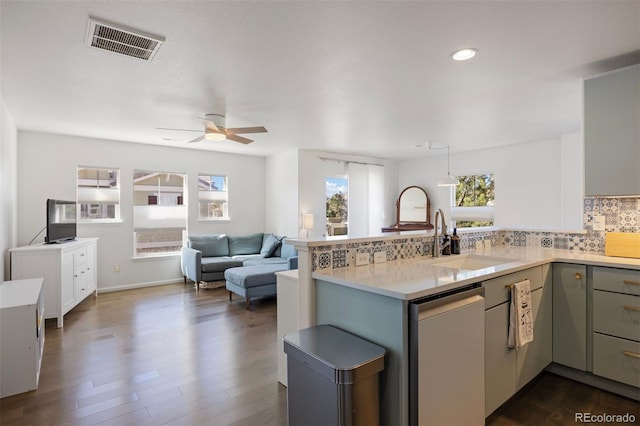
[450,48,478,61]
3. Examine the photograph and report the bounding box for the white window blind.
[347,163,385,236]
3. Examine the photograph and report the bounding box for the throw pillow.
[260,233,281,257]
[280,243,297,259]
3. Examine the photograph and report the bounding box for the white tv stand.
[10,238,98,328]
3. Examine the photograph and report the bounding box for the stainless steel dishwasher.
[409,283,485,426]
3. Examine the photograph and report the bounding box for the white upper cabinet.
[584,64,640,196]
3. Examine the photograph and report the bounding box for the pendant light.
[428,143,459,187]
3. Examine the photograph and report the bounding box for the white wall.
[265,150,299,238]
[298,150,398,238]
[399,137,582,230]
[560,133,584,230]
[17,131,265,291]
[0,96,18,281]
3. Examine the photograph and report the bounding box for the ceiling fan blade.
[186,135,205,143]
[197,117,221,132]
[204,121,220,132]
[225,126,268,135]
[156,127,202,132]
[226,134,253,144]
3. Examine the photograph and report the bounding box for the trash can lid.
[283,325,386,384]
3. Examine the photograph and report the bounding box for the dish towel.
[508,279,534,349]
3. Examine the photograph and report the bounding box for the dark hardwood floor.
[0,283,637,425]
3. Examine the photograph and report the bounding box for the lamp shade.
[303,213,314,230]
[437,174,460,187]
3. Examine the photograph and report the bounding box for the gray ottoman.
[224,264,287,310]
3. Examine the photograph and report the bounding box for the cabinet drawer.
[593,266,640,295]
[74,247,87,266]
[593,333,640,388]
[593,290,640,342]
[483,266,542,309]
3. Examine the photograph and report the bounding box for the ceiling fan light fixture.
[204,131,226,141]
[450,48,478,61]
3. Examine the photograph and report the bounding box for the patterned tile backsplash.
[310,196,639,272]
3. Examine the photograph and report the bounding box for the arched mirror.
[382,185,433,232]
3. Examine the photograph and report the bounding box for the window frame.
[76,166,121,223]
[450,172,495,229]
[197,174,230,221]
[132,169,187,258]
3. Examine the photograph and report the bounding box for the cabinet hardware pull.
[575,273,582,280]
[623,351,640,359]
[623,280,640,286]
[623,305,640,312]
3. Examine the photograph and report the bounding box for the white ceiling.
[1,1,639,159]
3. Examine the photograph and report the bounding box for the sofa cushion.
[224,264,288,289]
[231,254,262,262]
[201,257,243,273]
[228,233,264,256]
[260,233,281,257]
[243,257,289,266]
[280,243,298,259]
[189,234,229,257]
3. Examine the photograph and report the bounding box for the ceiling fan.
[157,114,267,144]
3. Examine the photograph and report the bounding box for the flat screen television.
[45,199,77,244]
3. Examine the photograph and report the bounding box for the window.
[77,167,120,221]
[133,170,187,257]
[451,173,495,228]
[326,176,348,236]
[198,175,229,220]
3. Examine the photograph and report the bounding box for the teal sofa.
[180,233,298,293]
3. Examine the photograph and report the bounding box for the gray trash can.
[283,324,386,426]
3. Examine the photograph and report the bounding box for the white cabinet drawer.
[593,266,640,295]
[593,333,640,388]
[593,290,640,342]
[74,247,88,266]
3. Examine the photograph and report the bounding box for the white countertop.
[312,247,640,301]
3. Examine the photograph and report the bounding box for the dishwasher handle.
[412,285,484,318]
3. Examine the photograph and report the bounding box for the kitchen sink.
[431,254,518,271]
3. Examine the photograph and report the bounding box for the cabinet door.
[85,242,97,293]
[485,302,516,416]
[584,64,640,196]
[553,263,587,370]
[516,285,552,390]
[61,252,75,313]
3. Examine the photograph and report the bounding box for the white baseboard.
[97,278,185,293]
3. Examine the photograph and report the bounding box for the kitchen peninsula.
[284,233,640,425]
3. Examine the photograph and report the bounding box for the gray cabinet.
[584,64,640,196]
[516,273,553,390]
[552,263,587,370]
[592,266,640,388]
[484,265,552,416]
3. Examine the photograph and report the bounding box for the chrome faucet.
[433,208,448,257]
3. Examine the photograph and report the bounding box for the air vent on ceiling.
[86,18,164,62]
